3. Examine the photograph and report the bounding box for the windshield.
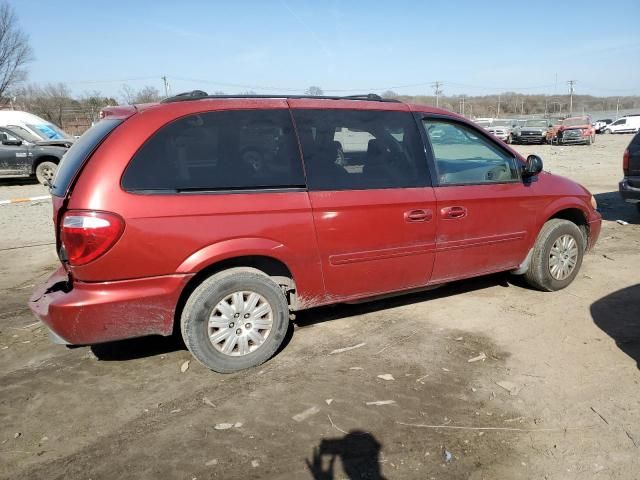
[562,117,589,127]
[6,125,41,142]
[492,120,513,127]
[27,122,71,140]
[523,120,550,127]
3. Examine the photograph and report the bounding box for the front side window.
[423,119,520,185]
[292,109,428,190]
[613,119,626,126]
[122,109,305,192]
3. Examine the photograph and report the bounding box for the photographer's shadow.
[306,431,386,480]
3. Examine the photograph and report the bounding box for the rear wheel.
[35,161,57,185]
[180,270,290,373]
[524,219,585,291]
[604,129,612,134]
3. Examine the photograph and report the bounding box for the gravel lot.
[0,135,638,479]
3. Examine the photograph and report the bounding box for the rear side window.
[291,109,428,190]
[51,119,122,197]
[122,109,305,192]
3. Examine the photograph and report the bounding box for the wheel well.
[549,208,588,242]
[172,255,296,335]
[32,155,60,174]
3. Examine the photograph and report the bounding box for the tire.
[35,161,57,185]
[636,203,640,215]
[524,219,585,292]
[506,134,513,144]
[181,270,290,373]
[604,129,612,135]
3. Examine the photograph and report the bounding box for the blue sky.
[12,0,640,99]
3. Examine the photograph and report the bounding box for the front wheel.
[35,161,57,185]
[181,270,290,373]
[604,129,612,134]
[524,219,585,291]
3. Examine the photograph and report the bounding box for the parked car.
[547,116,595,145]
[0,111,74,148]
[29,92,602,373]
[518,119,553,144]
[603,115,640,134]
[0,126,68,184]
[593,118,612,133]
[485,119,520,144]
[619,131,640,213]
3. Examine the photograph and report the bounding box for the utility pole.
[497,94,501,118]
[567,80,576,117]
[161,76,170,98]
[460,95,465,116]
[431,81,443,108]
[616,97,620,119]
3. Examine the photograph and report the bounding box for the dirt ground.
[0,135,638,480]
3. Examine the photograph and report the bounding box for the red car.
[547,116,596,145]
[29,92,602,373]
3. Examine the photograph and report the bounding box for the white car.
[604,115,640,134]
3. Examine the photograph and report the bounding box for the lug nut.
[236,329,242,335]
[234,313,240,318]
[229,322,234,328]
[244,313,250,319]
[245,323,251,329]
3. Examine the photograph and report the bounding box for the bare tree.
[305,86,324,96]
[15,83,74,126]
[135,86,160,103]
[120,84,161,104]
[381,90,398,99]
[0,2,33,102]
[119,84,136,105]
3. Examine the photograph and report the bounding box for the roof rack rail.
[160,91,400,104]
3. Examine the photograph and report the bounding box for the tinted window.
[423,119,520,185]
[292,109,428,190]
[51,119,122,197]
[122,110,305,192]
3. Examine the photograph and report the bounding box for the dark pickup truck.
[620,131,640,213]
[0,127,68,184]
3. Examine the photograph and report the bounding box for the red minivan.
[29,92,602,373]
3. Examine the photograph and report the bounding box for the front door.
[420,117,537,283]
[0,129,29,175]
[291,105,437,300]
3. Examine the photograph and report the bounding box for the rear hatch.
[49,114,131,252]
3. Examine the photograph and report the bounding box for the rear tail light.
[623,148,630,176]
[60,211,124,266]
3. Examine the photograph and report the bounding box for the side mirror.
[523,155,543,177]
[2,138,22,146]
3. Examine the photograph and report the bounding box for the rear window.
[50,119,122,197]
[122,109,305,192]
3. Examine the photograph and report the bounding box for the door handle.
[440,206,467,219]
[404,209,432,222]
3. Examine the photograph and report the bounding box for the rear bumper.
[619,177,640,203]
[28,266,193,345]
